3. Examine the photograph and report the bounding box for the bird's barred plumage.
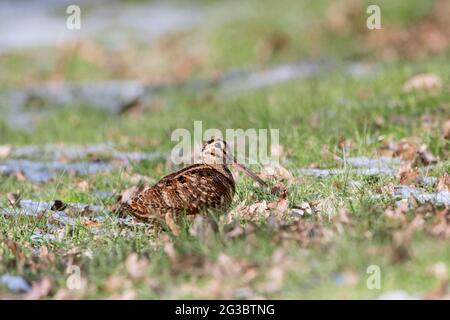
[120,164,235,219]
[119,139,264,221]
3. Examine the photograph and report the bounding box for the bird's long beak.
[231,155,266,186]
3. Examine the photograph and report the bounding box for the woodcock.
[120,139,266,221]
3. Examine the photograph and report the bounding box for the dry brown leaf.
[393,139,418,161]
[0,145,12,159]
[165,211,180,236]
[236,201,268,219]
[236,182,289,220]
[80,219,102,228]
[398,164,418,186]
[23,277,52,300]
[292,202,313,217]
[403,73,443,92]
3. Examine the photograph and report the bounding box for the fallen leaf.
[398,164,418,186]
[236,182,289,220]
[81,219,102,228]
[403,73,442,92]
[291,202,313,217]
[393,139,418,161]
[237,201,268,218]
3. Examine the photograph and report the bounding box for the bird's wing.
[127,165,235,217]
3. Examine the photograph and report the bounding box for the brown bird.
[119,139,266,221]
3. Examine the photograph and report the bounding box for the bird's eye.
[214,142,222,148]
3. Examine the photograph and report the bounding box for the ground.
[0,0,449,299]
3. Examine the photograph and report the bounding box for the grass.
[0,0,449,299]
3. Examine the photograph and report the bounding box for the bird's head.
[201,138,266,186]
